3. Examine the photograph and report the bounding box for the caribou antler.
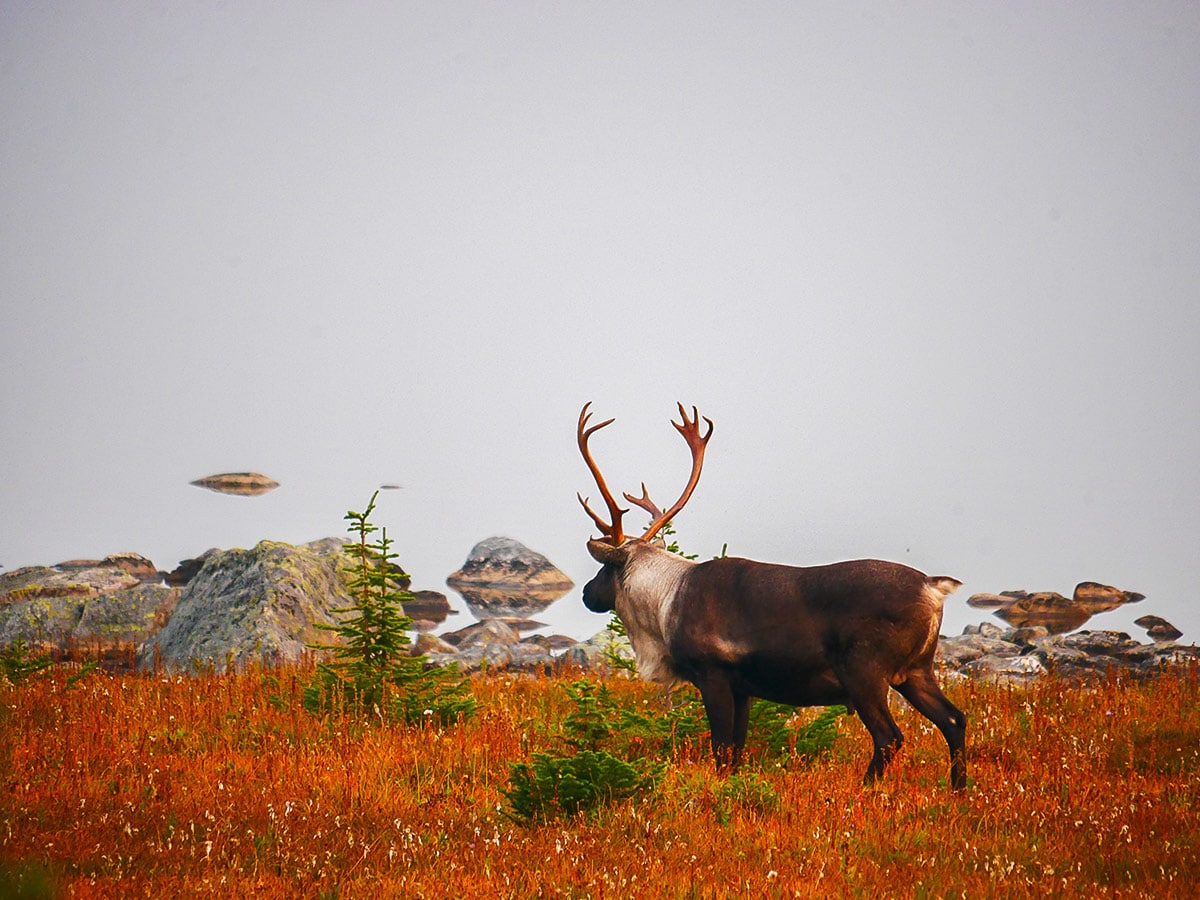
[577,402,628,545]
[577,402,713,546]
[638,404,713,542]
[624,482,664,522]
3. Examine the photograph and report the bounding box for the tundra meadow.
[2,658,1198,898]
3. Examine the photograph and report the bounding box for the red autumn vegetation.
[2,662,1197,898]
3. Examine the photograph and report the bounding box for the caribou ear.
[586,538,628,566]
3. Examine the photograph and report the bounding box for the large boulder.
[0,556,177,656]
[139,539,354,671]
[446,537,573,617]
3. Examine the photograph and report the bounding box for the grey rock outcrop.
[0,556,177,655]
[937,626,1198,682]
[139,539,353,671]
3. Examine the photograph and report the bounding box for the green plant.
[559,679,709,759]
[747,700,846,764]
[0,638,51,686]
[503,750,663,821]
[504,679,700,822]
[303,492,475,726]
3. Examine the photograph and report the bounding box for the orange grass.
[2,663,1197,898]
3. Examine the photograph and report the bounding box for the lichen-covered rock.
[76,584,178,644]
[0,556,174,654]
[0,593,86,649]
[1,563,141,604]
[139,538,353,672]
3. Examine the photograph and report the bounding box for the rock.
[962,622,1007,638]
[0,556,176,658]
[75,584,178,639]
[936,632,1021,668]
[402,590,451,625]
[1073,582,1144,613]
[963,654,1046,681]
[1027,629,1189,679]
[444,619,521,649]
[448,537,573,588]
[1134,615,1183,642]
[1006,625,1050,646]
[139,538,354,671]
[539,634,580,652]
[412,633,458,656]
[559,629,635,673]
[164,551,219,587]
[970,582,1146,634]
[1,564,141,603]
[446,537,574,617]
[57,553,160,583]
[189,472,280,496]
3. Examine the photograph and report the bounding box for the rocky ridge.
[2,541,1193,682]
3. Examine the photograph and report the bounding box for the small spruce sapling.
[303,492,475,725]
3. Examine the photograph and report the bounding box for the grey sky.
[3,3,1198,642]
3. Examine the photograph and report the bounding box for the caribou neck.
[614,543,696,684]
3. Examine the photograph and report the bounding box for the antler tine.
[577,402,627,544]
[641,402,714,543]
[624,481,664,521]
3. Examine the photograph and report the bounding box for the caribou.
[576,402,967,789]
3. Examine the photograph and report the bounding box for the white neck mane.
[614,546,695,685]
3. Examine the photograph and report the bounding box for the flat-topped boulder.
[967,582,1145,633]
[0,555,176,657]
[189,472,280,496]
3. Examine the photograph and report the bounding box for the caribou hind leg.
[895,668,968,790]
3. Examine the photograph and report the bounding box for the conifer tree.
[304,492,475,725]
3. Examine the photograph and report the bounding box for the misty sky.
[2,3,1198,642]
